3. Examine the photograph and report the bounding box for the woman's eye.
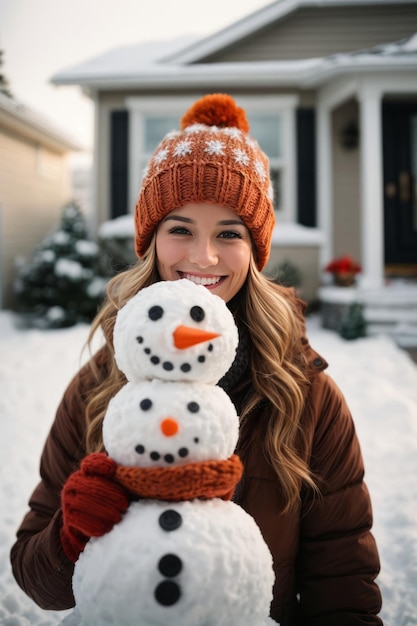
[218,230,243,239]
[168,226,191,235]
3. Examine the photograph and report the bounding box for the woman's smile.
[178,272,224,288]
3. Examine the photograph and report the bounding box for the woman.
[11,93,383,625]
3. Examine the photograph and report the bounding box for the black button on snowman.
[71,279,276,626]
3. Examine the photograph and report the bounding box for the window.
[247,113,283,213]
[126,95,298,223]
[241,96,298,222]
[144,117,178,160]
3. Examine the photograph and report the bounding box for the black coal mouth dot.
[139,341,215,372]
[135,446,191,462]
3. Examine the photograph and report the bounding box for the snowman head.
[103,379,239,467]
[114,279,239,384]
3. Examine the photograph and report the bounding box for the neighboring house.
[0,92,80,309]
[52,0,417,341]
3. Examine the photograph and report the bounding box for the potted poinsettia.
[324,255,361,287]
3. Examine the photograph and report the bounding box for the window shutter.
[110,110,129,219]
[296,108,316,227]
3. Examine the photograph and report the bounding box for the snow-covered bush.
[338,302,367,340]
[14,203,107,328]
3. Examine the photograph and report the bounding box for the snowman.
[70,279,276,626]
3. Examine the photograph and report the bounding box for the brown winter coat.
[10,319,382,625]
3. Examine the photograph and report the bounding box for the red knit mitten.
[60,452,129,563]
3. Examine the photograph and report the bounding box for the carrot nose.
[160,418,179,437]
[173,325,220,350]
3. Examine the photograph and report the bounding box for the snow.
[50,37,199,82]
[55,259,86,280]
[1,310,417,625]
[271,222,323,246]
[98,214,135,240]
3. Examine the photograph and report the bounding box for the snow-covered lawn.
[1,311,416,625]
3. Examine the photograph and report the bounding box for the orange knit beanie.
[134,93,275,270]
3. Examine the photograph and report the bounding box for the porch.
[314,34,417,295]
[319,281,417,348]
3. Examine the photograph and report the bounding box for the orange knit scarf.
[115,454,243,502]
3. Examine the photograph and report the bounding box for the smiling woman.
[156,203,252,302]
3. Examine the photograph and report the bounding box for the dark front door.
[383,101,417,273]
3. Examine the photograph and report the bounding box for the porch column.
[316,104,333,271]
[358,82,384,289]
[317,78,358,277]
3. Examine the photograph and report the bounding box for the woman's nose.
[189,239,218,267]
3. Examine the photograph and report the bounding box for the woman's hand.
[60,452,129,563]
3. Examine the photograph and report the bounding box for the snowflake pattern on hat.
[254,160,267,181]
[205,139,225,156]
[148,126,267,183]
[233,148,250,166]
[154,148,169,164]
[173,141,192,158]
[223,127,243,139]
[184,123,209,134]
[245,137,258,151]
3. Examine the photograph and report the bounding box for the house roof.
[51,33,417,93]
[161,0,417,65]
[0,92,81,152]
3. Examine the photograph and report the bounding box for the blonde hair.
[84,242,316,510]
[237,258,317,508]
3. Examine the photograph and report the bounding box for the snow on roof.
[51,37,198,84]
[348,32,417,56]
[299,31,417,84]
[0,92,81,151]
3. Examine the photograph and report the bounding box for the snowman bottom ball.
[73,498,274,626]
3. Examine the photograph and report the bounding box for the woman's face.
[155,203,252,302]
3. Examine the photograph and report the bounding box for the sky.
[0,0,272,159]
[1,309,417,624]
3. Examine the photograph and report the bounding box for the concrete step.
[318,284,417,347]
[365,307,417,324]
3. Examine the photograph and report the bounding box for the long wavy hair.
[84,239,317,510]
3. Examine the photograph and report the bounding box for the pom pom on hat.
[180,93,250,133]
[135,93,275,270]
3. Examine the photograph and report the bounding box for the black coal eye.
[148,306,163,321]
[140,398,152,411]
[187,401,200,413]
[190,306,205,322]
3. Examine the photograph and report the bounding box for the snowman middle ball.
[103,379,239,467]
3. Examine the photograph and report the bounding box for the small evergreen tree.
[14,203,107,328]
[0,47,12,98]
[338,302,367,340]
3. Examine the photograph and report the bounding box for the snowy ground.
[1,310,416,626]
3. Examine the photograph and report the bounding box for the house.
[51,0,417,342]
[0,92,80,309]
